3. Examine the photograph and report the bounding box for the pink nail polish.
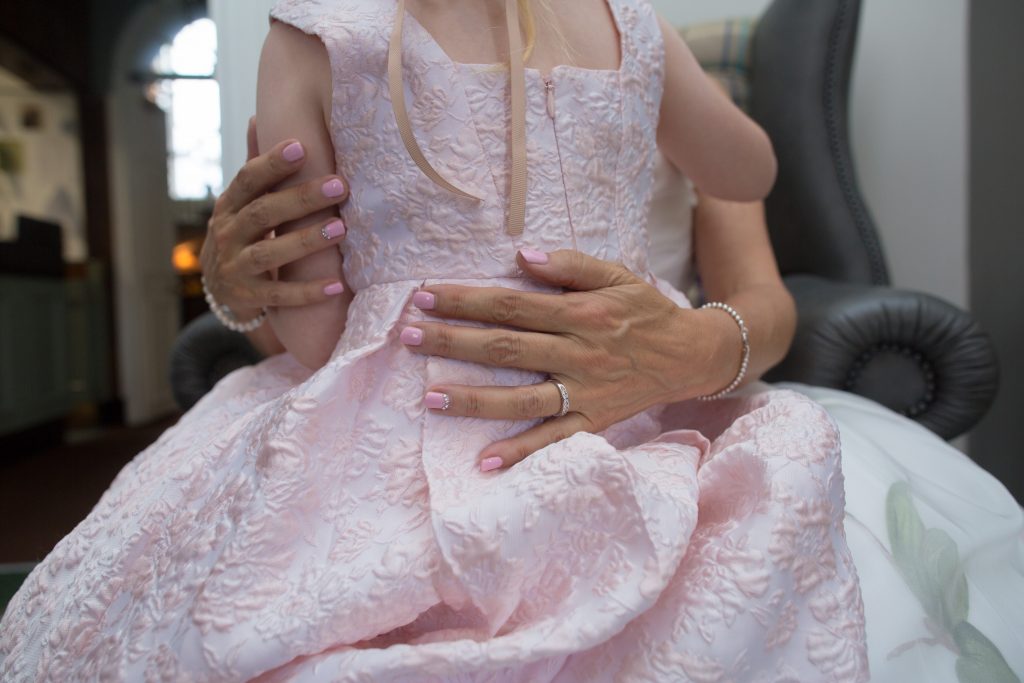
[412,291,436,310]
[400,326,423,346]
[519,248,549,265]
[323,282,344,296]
[425,391,450,410]
[321,220,346,240]
[322,178,346,198]
[480,457,504,472]
[282,142,305,162]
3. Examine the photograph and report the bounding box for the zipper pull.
[544,76,556,119]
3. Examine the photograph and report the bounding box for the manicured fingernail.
[282,142,305,162]
[400,326,423,346]
[322,178,346,198]
[480,457,503,472]
[321,220,346,240]
[412,291,436,310]
[425,391,450,410]
[519,248,549,265]
[323,282,344,296]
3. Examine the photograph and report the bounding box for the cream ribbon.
[389,0,528,237]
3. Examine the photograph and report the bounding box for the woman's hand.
[200,118,350,322]
[401,249,743,471]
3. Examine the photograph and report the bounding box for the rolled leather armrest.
[169,311,265,411]
[763,274,999,440]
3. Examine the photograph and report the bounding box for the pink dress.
[0,0,868,680]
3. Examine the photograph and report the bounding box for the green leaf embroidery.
[920,527,970,630]
[953,621,1021,683]
[885,482,1021,683]
[886,483,930,609]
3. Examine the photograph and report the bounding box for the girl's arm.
[256,21,353,369]
[655,16,777,202]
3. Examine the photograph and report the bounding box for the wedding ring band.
[547,379,570,418]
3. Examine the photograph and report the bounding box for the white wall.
[849,0,968,308]
[213,0,969,309]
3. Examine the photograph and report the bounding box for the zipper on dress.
[543,74,578,250]
[543,75,556,119]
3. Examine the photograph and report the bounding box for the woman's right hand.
[200,117,350,321]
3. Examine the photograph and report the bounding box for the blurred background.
[0,0,1019,570]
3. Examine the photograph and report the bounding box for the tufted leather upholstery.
[743,0,997,439]
[169,312,263,411]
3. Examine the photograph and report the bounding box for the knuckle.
[569,298,603,326]
[508,441,533,464]
[613,263,637,284]
[299,225,319,252]
[567,251,588,284]
[266,287,284,308]
[212,229,232,257]
[463,390,483,417]
[447,289,467,319]
[267,150,289,174]
[212,194,229,217]
[485,334,523,367]
[590,303,619,332]
[513,386,548,418]
[304,283,322,304]
[581,345,620,375]
[298,180,319,209]
[235,165,258,196]
[491,293,523,324]
[245,198,273,230]
[247,242,273,271]
[434,326,456,356]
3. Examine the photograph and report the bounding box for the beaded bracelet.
[201,276,268,333]
[697,301,750,401]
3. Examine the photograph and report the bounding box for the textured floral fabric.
[0,0,868,680]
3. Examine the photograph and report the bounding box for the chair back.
[682,0,889,286]
[752,0,888,284]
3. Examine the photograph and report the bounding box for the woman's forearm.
[692,194,796,390]
[696,282,795,390]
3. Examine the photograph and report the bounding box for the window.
[150,18,222,200]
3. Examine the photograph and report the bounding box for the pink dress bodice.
[273,0,662,291]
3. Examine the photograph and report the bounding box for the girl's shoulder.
[270,0,392,44]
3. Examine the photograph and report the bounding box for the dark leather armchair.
[748,0,997,439]
[172,0,998,441]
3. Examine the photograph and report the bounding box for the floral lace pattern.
[0,0,867,680]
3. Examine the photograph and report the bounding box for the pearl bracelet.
[201,276,268,333]
[697,301,750,401]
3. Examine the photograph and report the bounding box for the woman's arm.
[655,16,777,201]
[201,119,352,358]
[255,21,352,369]
[693,193,796,384]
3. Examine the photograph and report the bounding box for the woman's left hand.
[401,249,741,470]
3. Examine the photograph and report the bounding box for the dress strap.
[388,0,528,237]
